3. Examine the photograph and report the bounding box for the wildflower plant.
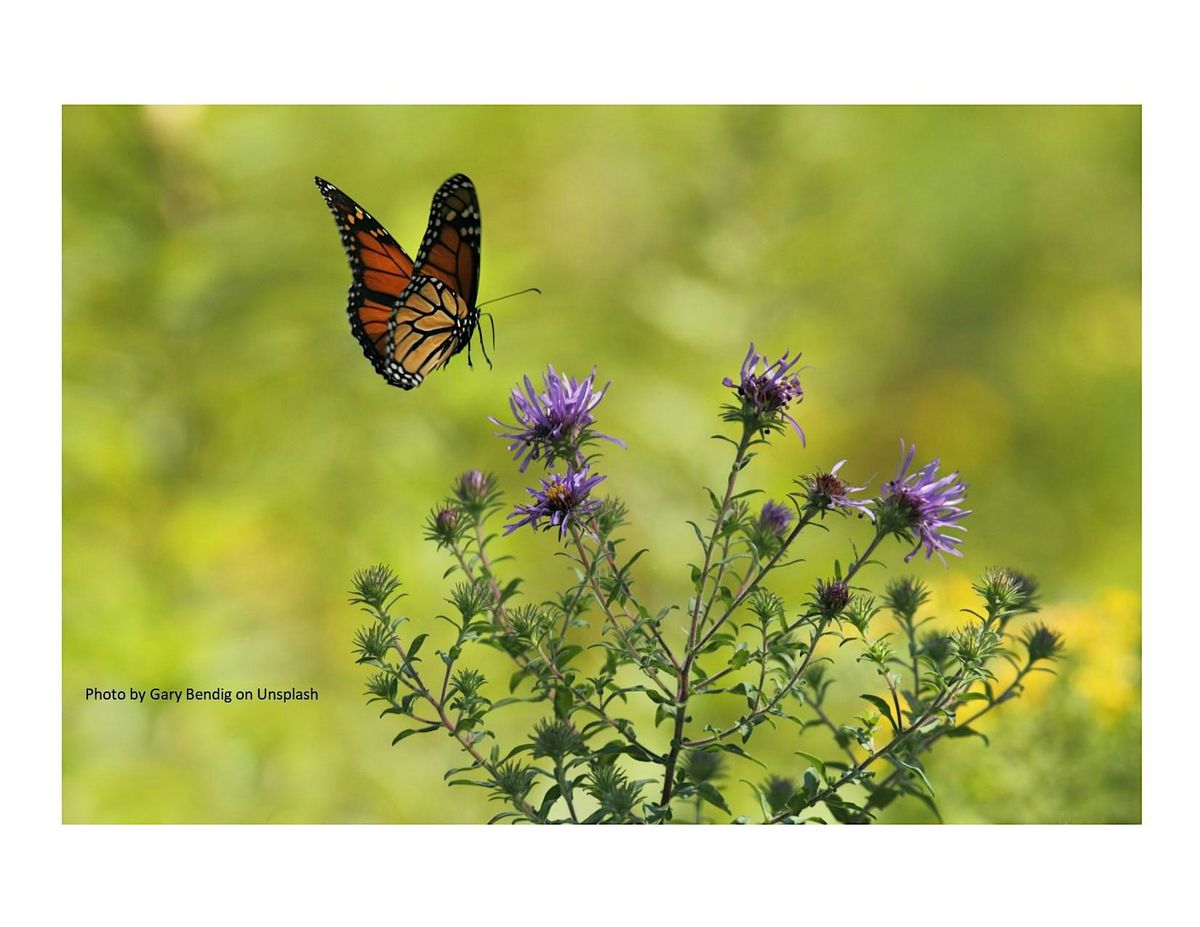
[349,346,1064,823]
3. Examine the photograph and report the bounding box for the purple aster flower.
[504,465,606,540]
[489,365,625,472]
[452,469,498,516]
[814,578,852,617]
[758,499,794,537]
[424,504,465,548]
[800,460,874,520]
[457,469,494,499]
[722,343,806,442]
[878,441,971,564]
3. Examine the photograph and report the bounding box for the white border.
[6,0,1194,920]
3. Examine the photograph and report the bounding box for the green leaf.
[864,787,898,811]
[802,769,821,801]
[898,782,943,822]
[741,779,773,823]
[490,695,540,711]
[823,793,872,823]
[696,782,732,815]
[499,577,523,603]
[895,758,935,795]
[794,750,828,783]
[538,784,562,820]
[860,693,896,730]
[555,645,583,668]
[713,742,766,768]
[391,723,439,745]
[553,686,574,719]
[621,548,649,572]
[943,725,990,746]
[407,633,428,661]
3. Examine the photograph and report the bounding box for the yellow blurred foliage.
[1018,587,1141,723]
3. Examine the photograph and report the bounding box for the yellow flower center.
[544,481,571,507]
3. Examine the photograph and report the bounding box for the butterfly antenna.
[475,287,541,310]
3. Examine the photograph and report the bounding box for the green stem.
[871,664,1033,800]
[772,672,965,822]
[448,534,655,759]
[659,424,755,811]
[555,759,580,824]
[694,508,817,653]
[389,636,541,823]
[685,529,885,751]
[572,532,675,698]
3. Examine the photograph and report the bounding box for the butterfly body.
[316,174,482,389]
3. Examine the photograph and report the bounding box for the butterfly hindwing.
[385,275,474,386]
[316,174,481,390]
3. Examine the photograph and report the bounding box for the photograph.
[62,104,1141,825]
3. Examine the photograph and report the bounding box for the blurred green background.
[63,105,1140,823]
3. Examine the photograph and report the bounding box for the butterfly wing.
[377,274,476,389]
[315,177,419,380]
[414,173,482,312]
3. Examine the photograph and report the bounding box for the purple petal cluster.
[457,469,493,499]
[723,343,806,442]
[435,507,459,533]
[815,577,852,616]
[803,460,874,519]
[758,499,794,537]
[504,465,606,540]
[880,442,971,564]
[490,365,625,472]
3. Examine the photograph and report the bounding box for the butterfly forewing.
[315,177,414,297]
[414,173,481,311]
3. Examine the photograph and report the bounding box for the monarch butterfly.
[315,174,484,390]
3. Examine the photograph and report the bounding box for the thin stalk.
[448,533,656,758]
[683,617,830,748]
[584,514,682,672]
[683,529,885,750]
[555,758,580,824]
[870,663,1033,799]
[694,509,817,653]
[572,532,675,698]
[659,424,755,809]
[772,672,966,822]
[389,636,541,823]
